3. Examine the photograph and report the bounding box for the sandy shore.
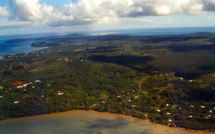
[0,110,214,134]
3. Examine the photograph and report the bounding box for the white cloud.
[3,0,215,27]
[0,6,10,17]
[48,0,133,26]
[10,0,53,22]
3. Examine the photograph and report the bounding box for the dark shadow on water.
[86,117,128,129]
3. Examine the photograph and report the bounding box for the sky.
[0,0,215,35]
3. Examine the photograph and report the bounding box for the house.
[35,80,41,83]
[23,83,29,87]
[166,112,171,115]
[17,86,23,89]
[132,105,137,107]
[134,96,139,99]
[189,115,193,118]
[168,119,172,122]
[14,101,19,104]
[201,106,205,108]
[157,109,161,112]
[58,91,64,95]
[11,81,23,86]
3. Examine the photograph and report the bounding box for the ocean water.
[1,27,215,56]
[0,40,46,56]
[0,110,208,134]
[110,27,215,35]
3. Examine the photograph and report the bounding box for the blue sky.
[0,0,215,35]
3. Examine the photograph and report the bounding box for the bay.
[0,40,46,56]
[0,110,212,134]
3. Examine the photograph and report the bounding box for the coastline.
[1,33,215,133]
[0,38,48,57]
[0,45,48,57]
[0,110,214,134]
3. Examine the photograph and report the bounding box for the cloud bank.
[9,0,53,22]
[3,0,215,26]
[0,6,10,17]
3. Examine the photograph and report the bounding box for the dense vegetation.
[1,33,215,131]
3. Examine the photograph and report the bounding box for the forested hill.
[1,33,215,130]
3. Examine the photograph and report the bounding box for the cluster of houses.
[155,103,215,121]
[10,80,42,104]
[74,47,96,52]
[10,79,67,104]
[12,80,42,89]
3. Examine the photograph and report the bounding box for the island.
[0,33,215,131]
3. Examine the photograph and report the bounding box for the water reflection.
[0,111,213,134]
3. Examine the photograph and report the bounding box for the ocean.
[1,27,215,56]
[0,39,47,56]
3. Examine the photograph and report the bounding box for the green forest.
[1,33,215,131]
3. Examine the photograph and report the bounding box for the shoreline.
[0,46,48,57]
[1,33,215,133]
[0,38,48,57]
[0,110,214,134]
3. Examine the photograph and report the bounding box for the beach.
[0,110,213,134]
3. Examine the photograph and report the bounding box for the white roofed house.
[35,80,42,83]
[14,100,20,104]
[166,112,171,115]
[58,91,64,96]
[17,86,23,89]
